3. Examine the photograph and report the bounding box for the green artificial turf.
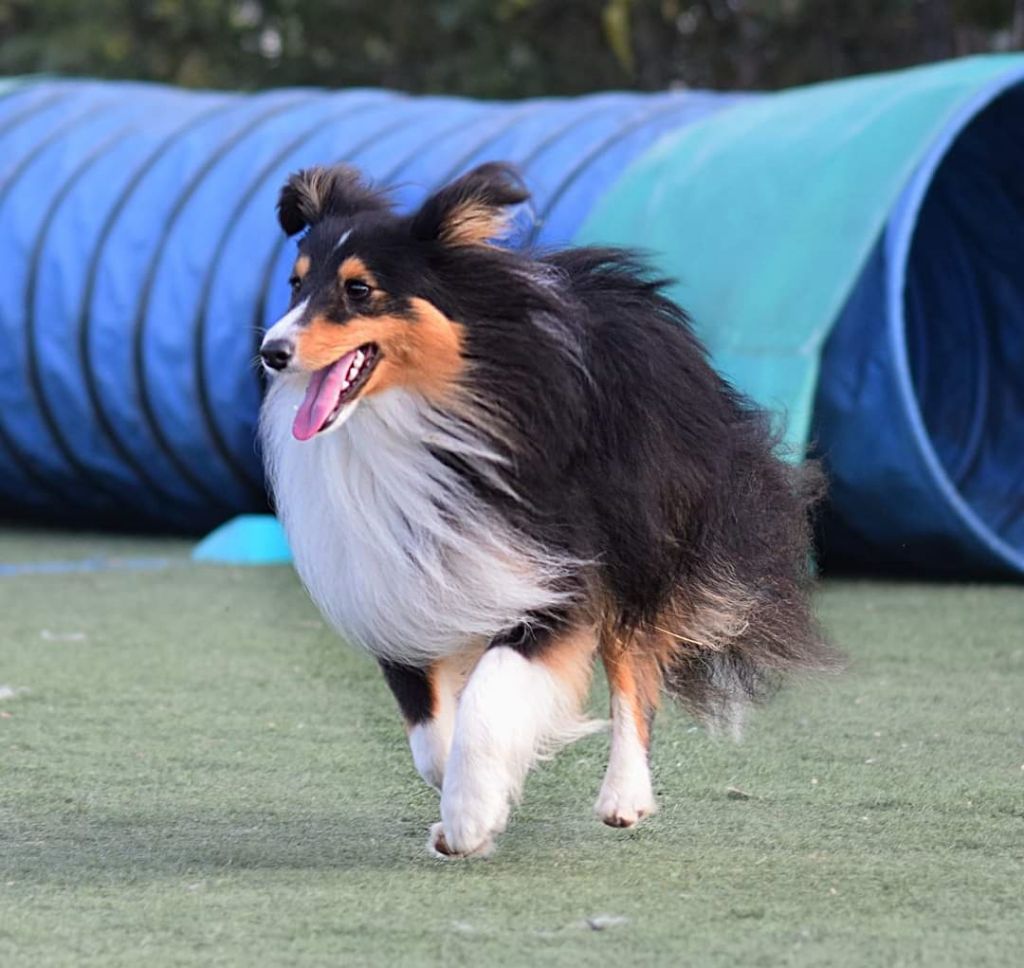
[1,527,1022,967]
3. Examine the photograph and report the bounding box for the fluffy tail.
[664,634,837,739]
[661,461,840,737]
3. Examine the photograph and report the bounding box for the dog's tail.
[663,628,838,740]
[659,580,840,738]
[659,462,840,738]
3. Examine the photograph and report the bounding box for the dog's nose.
[261,339,294,371]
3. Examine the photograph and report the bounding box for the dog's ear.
[277,165,387,236]
[411,162,529,247]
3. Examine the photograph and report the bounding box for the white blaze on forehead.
[263,297,309,346]
[333,228,352,251]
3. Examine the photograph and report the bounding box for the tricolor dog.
[258,162,833,858]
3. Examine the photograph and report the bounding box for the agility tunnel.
[1,56,1022,576]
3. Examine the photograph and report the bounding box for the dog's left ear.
[411,162,529,247]
[277,165,387,237]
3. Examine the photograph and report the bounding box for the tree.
[0,0,1019,96]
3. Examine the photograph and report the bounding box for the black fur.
[276,162,835,726]
[378,661,433,726]
[277,164,389,237]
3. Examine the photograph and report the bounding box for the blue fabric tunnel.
[2,60,1023,577]
[0,78,739,533]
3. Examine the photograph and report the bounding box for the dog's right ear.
[277,165,388,236]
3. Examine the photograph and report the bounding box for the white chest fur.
[260,382,572,664]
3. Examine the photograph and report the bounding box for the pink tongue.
[292,348,360,441]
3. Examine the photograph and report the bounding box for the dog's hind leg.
[429,622,599,859]
[594,633,662,827]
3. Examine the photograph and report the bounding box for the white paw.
[435,784,510,857]
[595,776,656,828]
[435,760,511,858]
[427,821,495,860]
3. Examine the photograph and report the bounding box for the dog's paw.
[427,821,495,860]
[594,779,657,829]
[435,765,511,858]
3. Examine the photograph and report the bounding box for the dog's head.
[261,162,529,441]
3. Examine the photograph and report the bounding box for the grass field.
[1,527,1022,967]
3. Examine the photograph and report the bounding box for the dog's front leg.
[380,658,461,791]
[428,623,598,859]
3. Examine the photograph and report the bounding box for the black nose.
[261,339,294,371]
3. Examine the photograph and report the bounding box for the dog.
[258,162,833,858]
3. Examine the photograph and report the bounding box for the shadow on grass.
[3,807,444,882]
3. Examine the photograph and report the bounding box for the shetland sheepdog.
[259,162,833,859]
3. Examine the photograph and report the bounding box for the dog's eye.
[345,278,372,302]
[288,275,301,292]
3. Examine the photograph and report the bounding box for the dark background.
[0,1,1021,96]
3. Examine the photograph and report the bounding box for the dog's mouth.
[292,343,381,441]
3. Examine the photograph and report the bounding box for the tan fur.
[592,574,756,741]
[398,650,483,732]
[439,198,512,247]
[429,648,484,718]
[599,631,667,747]
[293,168,338,221]
[338,255,379,290]
[655,576,758,653]
[292,254,310,281]
[293,297,465,403]
[538,624,599,704]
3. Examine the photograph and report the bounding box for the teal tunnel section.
[580,56,1024,577]
[0,79,745,532]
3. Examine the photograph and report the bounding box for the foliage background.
[0,1,1022,96]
